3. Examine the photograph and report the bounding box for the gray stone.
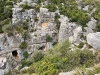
[84,17,97,36]
[87,32,100,50]
[83,5,89,11]
[58,15,82,44]
[69,26,82,44]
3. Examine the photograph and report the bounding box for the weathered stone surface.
[69,26,82,44]
[59,71,75,75]
[58,15,82,44]
[83,5,89,11]
[0,57,6,69]
[6,35,23,48]
[0,70,4,75]
[84,17,97,36]
[0,34,7,51]
[87,32,100,50]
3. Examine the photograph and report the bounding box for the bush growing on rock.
[0,0,13,21]
[19,42,27,49]
[23,51,28,58]
[44,3,57,12]
[33,4,40,12]
[30,40,96,75]
[78,42,84,48]
[94,22,100,31]
[55,13,60,30]
[32,51,44,62]
[46,35,53,42]
[20,3,33,12]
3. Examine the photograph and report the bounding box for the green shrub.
[0,19,11,25]
[23,51,28,58]
[33,4,40,12]
[5,1,13,6]
[2,24,14,35]
[0,26,3,33]
[94,22,100,31]
[5,69,20,75]
[28,65,35,74]
[34,56,60,75]
[44,3,57,12]
[55,13,60,30]
[19,42,27,49]
[32,39,96,74]
[21,68,28,74]
[58,1,90,26]
[32,51,44,62]
[0,0,13,21]
[21,59,28,68]
[52,42,58,46]
[78,42,84,48]
[15,26,24,34]
[20,3,33,12]
[46,35,53,42]
[20,59,34,69]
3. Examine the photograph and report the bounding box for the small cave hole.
[38,46,45,50]
[12,50,18,57]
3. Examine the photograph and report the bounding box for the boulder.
[87,32,100,50]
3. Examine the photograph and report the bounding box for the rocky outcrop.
[69,26,82,44]
[58,15,82,44]
[87,32,100,50]
[0,57,6,69]
[0,34,23,51]
[12,4,58,51]
[84,17,97,36]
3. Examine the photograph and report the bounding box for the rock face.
[11,2,58,51]
[69,26,82,44]
[87,32,100,50]
[0,34,23,51]
[84,17,97,36]
[58,15,82,44]
[0,57,6,69]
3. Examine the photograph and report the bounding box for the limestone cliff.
[0,0,100,74]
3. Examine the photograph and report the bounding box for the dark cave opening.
[12,50,18,57]
[38,45,45,50]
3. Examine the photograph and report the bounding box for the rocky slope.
[0,0,100,75]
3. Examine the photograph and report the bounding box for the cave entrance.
[38,45,45,50]
[12,50,18,57]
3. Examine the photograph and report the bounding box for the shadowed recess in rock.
[12,50,18,57]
